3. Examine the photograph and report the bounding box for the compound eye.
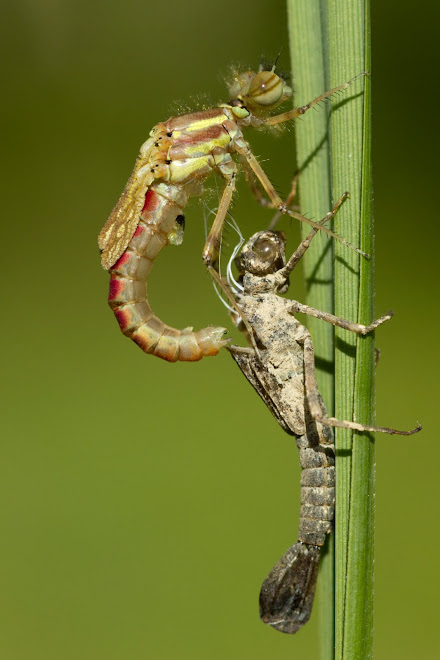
[253,236,279,265]
[248,71,284,106]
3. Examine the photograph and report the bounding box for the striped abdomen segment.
[108,186,227,362]
[297,420,335,547]
[259,422,334,633]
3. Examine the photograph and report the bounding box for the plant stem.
[286,2,334,658]
[288,0,374,657]
[328,1,375,658]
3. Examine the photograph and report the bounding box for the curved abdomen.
[108,185,227,361]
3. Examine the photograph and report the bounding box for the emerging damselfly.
[98,63,367,361]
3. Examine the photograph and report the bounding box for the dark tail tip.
[259,542,321,634]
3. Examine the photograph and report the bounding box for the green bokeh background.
[2,2,439,658]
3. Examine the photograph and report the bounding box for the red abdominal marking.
[142,189,161,214]
[114,308,131,332]
[108,278,124,301]
[112,252,130,270]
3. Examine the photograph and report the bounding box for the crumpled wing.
[98,142,155,270]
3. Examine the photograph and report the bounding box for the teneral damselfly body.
[220,203,421,633]
[99,66,368,361]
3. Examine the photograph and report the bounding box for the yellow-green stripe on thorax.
[154,106,248,185]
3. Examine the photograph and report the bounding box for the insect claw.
[346,71,369,85]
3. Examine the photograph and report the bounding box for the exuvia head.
[238,231,287,277]
[227,65,292,114]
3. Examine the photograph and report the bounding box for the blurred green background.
[2,1,439,658]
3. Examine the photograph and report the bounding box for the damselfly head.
[227,69,292,113]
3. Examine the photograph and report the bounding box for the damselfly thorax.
[98,67,367,361]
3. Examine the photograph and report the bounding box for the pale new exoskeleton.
[98,64,367,361]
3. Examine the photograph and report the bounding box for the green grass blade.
[286,2,334,658]
[328,0,375,658]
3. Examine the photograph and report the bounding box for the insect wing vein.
[99,152,155,270]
